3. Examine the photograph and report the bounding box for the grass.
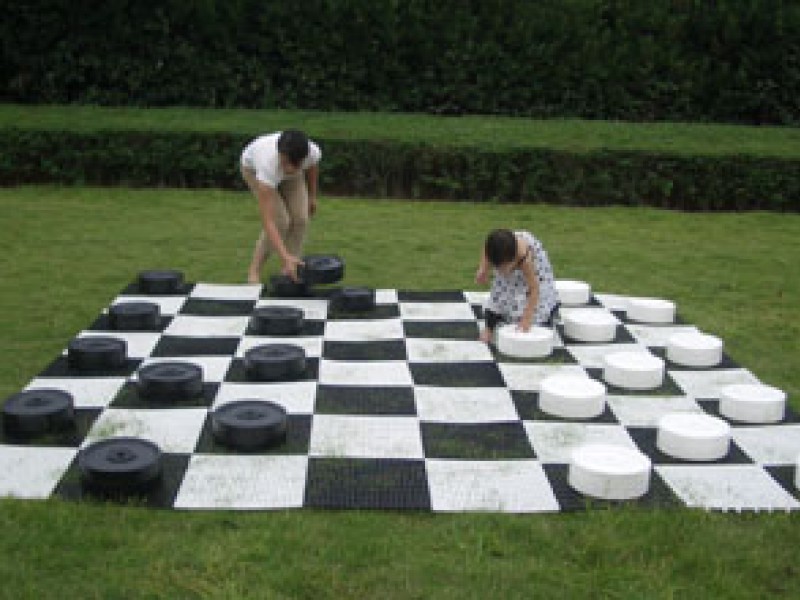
[0,186,799,598]
[2,103,799,158]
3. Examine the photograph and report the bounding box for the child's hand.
[281,255,304,283]
[475,267,489,286]
[517,316,533,333]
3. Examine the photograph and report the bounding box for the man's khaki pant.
[241,165,309,260]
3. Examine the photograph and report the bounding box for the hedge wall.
[2,129,796,211]
[3,0,799,124]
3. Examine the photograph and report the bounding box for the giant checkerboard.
[1,276,798,512]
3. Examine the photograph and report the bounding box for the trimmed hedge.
[1,129,797,211]
[2,0,799,124]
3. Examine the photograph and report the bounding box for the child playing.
[475,228,559,343]
[240,129,321,283]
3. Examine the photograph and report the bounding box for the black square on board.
[314,385,416,416]
[224,357,319,383]
[110,382,218,409]
[411,362,506,387]
[304,457,431,510]
[421,421,535,460]
[179,298,256,317]
[151,336,241,357]
[0,408,102,447]
[403,321,480,340]
[38,356,141,379]
[397,291,466,302]
[322,340,407,361]
[54,452,190,509]
[542,463,682,511]
[626,427,754,465]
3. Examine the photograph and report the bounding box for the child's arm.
[255,182,303,280]
[518,255,540,331]
[475,249,490,285]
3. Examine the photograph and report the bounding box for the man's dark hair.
[277,129,310,166]
[485,229,517,266]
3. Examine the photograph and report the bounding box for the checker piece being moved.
[475,228,560,346]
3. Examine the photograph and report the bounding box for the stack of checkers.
[0,272,798,513]
[270,255,375,313]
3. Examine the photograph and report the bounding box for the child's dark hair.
[277,129,310,166]
[485,229,517,266]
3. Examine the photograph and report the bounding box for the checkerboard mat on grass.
[2,279,798,513]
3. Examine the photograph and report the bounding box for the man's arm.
[306,163,319,216]
[256,182,302,280]
[475,248,491,285]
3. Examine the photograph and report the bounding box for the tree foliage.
[2,0,798,124]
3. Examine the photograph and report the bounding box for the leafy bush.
[1,129,796,211]
[2,0,798,124]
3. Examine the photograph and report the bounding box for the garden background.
[1,0,799,597]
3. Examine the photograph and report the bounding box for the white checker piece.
[165,315,250,338]
[83,408,207,454]
[175,455,308,510]
[626,297,676,323]
[309,415,423,459]
[25,377,126,409]
[524,422,638,463]
[656,465,800,511]
[559,306,619,323]
[656,413,730,461]
[414,387,518,423]
[561,307,620,343]
[318,359,413,387]
[569,444,651,500]
[719,383,786,424]
[502,327,564,350]
[190,283,262,301]
[426,460,560,513]
[212,381,317,414]
[497,325,554,358]
[555,280,592,306]
[406,338,493,363]
[0,446,77,498]
[324,318,404,341]
[399,302,476,321]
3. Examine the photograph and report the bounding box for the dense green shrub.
[2,0,798,124]
[1,129,796,211]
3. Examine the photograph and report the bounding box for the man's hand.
[309,195,318,217]
[475,266,489,286]
[281,254,305,282]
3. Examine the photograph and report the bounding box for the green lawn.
[2,103,799,158]
[0,186,799,598]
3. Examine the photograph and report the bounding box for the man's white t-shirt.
[240,133,321,188]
